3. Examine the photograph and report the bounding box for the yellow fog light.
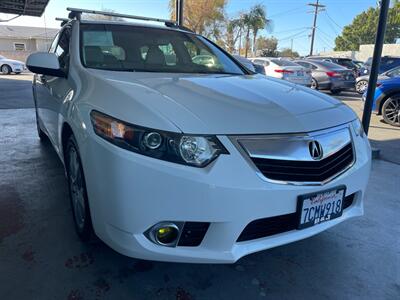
[152,223,180,246]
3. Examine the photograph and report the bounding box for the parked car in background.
[363,77,400,127]
[233,55,255,72]
[0,55,25,74]
[26,10,371,263]
[308,56,360,77]
[250,57,311,86]
[359,56,400,76]
[294,59,355,94]
[355,65,400,94]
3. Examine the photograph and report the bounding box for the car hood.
[94,71,356,134]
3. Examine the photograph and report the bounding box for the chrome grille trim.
[229,124,356,186]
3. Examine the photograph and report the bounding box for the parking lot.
[0,74,399,300]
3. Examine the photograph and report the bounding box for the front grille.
[177,222,210,247]
[237,193,356,242]
[251,143,354,183]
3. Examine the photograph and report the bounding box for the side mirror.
[26,52,66,77]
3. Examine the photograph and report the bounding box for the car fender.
[375,88,400,114]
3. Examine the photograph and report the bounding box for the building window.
[14,43,26,51]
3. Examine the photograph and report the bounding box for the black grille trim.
[237,193,356,242]
[251,143,354,183]
[178,222,210,247]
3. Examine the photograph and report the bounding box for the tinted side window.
[55,27,71,72]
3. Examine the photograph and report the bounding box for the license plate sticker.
[297,187,346,229]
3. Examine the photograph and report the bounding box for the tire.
[15,72,21,75]
[355,80,368,94]
[1,64,11,75]
[310,78,318,89]
[66,135,94,241]
[331,89,342,95]
[382,95,400,127]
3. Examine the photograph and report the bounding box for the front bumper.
[80,125,371,263]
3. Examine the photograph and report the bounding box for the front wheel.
[355,80,368,94]
[1,64,11,75]
[66,135,94,241]
[382,95,400,127]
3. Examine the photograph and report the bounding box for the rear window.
[271,59,298,66]
[337,59,355,68]
[309,60,346,69]
[80,24,244,75]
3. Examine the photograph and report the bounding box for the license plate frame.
[296,186,346,230]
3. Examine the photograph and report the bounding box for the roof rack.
[66,7,182,27]
[55,17,70,27]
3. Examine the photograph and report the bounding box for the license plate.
[297,186,346,229]
[297,71,304,76]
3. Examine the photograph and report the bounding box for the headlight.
[351,118,364,137]
[90,110,228,167]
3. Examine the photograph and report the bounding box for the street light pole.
[361,0,390,135]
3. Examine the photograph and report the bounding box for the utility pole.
[176,0,184,25]
[291,39,293,52]
[308,0,325,56]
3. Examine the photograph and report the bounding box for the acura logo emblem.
[309,140,323,160]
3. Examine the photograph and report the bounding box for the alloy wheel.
[311,78,317,89]
[356,80,368,94]
[68,147,86,230]
[1,65,11,75]
[383,97,400,127]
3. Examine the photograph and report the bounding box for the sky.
[0,0,378,55]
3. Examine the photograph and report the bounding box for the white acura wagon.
[26,8,371,263]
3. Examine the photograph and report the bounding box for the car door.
[36,26,72,151]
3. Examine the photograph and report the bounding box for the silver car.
[294,59,355,95]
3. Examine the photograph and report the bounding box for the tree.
[249,4,270,56]
[256,36,278,56]
[279,48,300,58]
[334,1,400,51]
[240,5,270,57]
[226,18,245,53]
[169,0,227,40]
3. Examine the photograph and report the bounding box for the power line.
[308,0,326,56]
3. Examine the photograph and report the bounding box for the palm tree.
[249,5,270,57]
[226,17,245,54]
[242,12,252,57]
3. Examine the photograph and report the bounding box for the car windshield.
[80,24,245,75]
[271,59,298,66]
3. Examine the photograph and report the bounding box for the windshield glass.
[80,24,245,75]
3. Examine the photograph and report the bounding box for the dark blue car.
[363,76,400,127]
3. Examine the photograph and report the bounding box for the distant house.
[0,25,59,62]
